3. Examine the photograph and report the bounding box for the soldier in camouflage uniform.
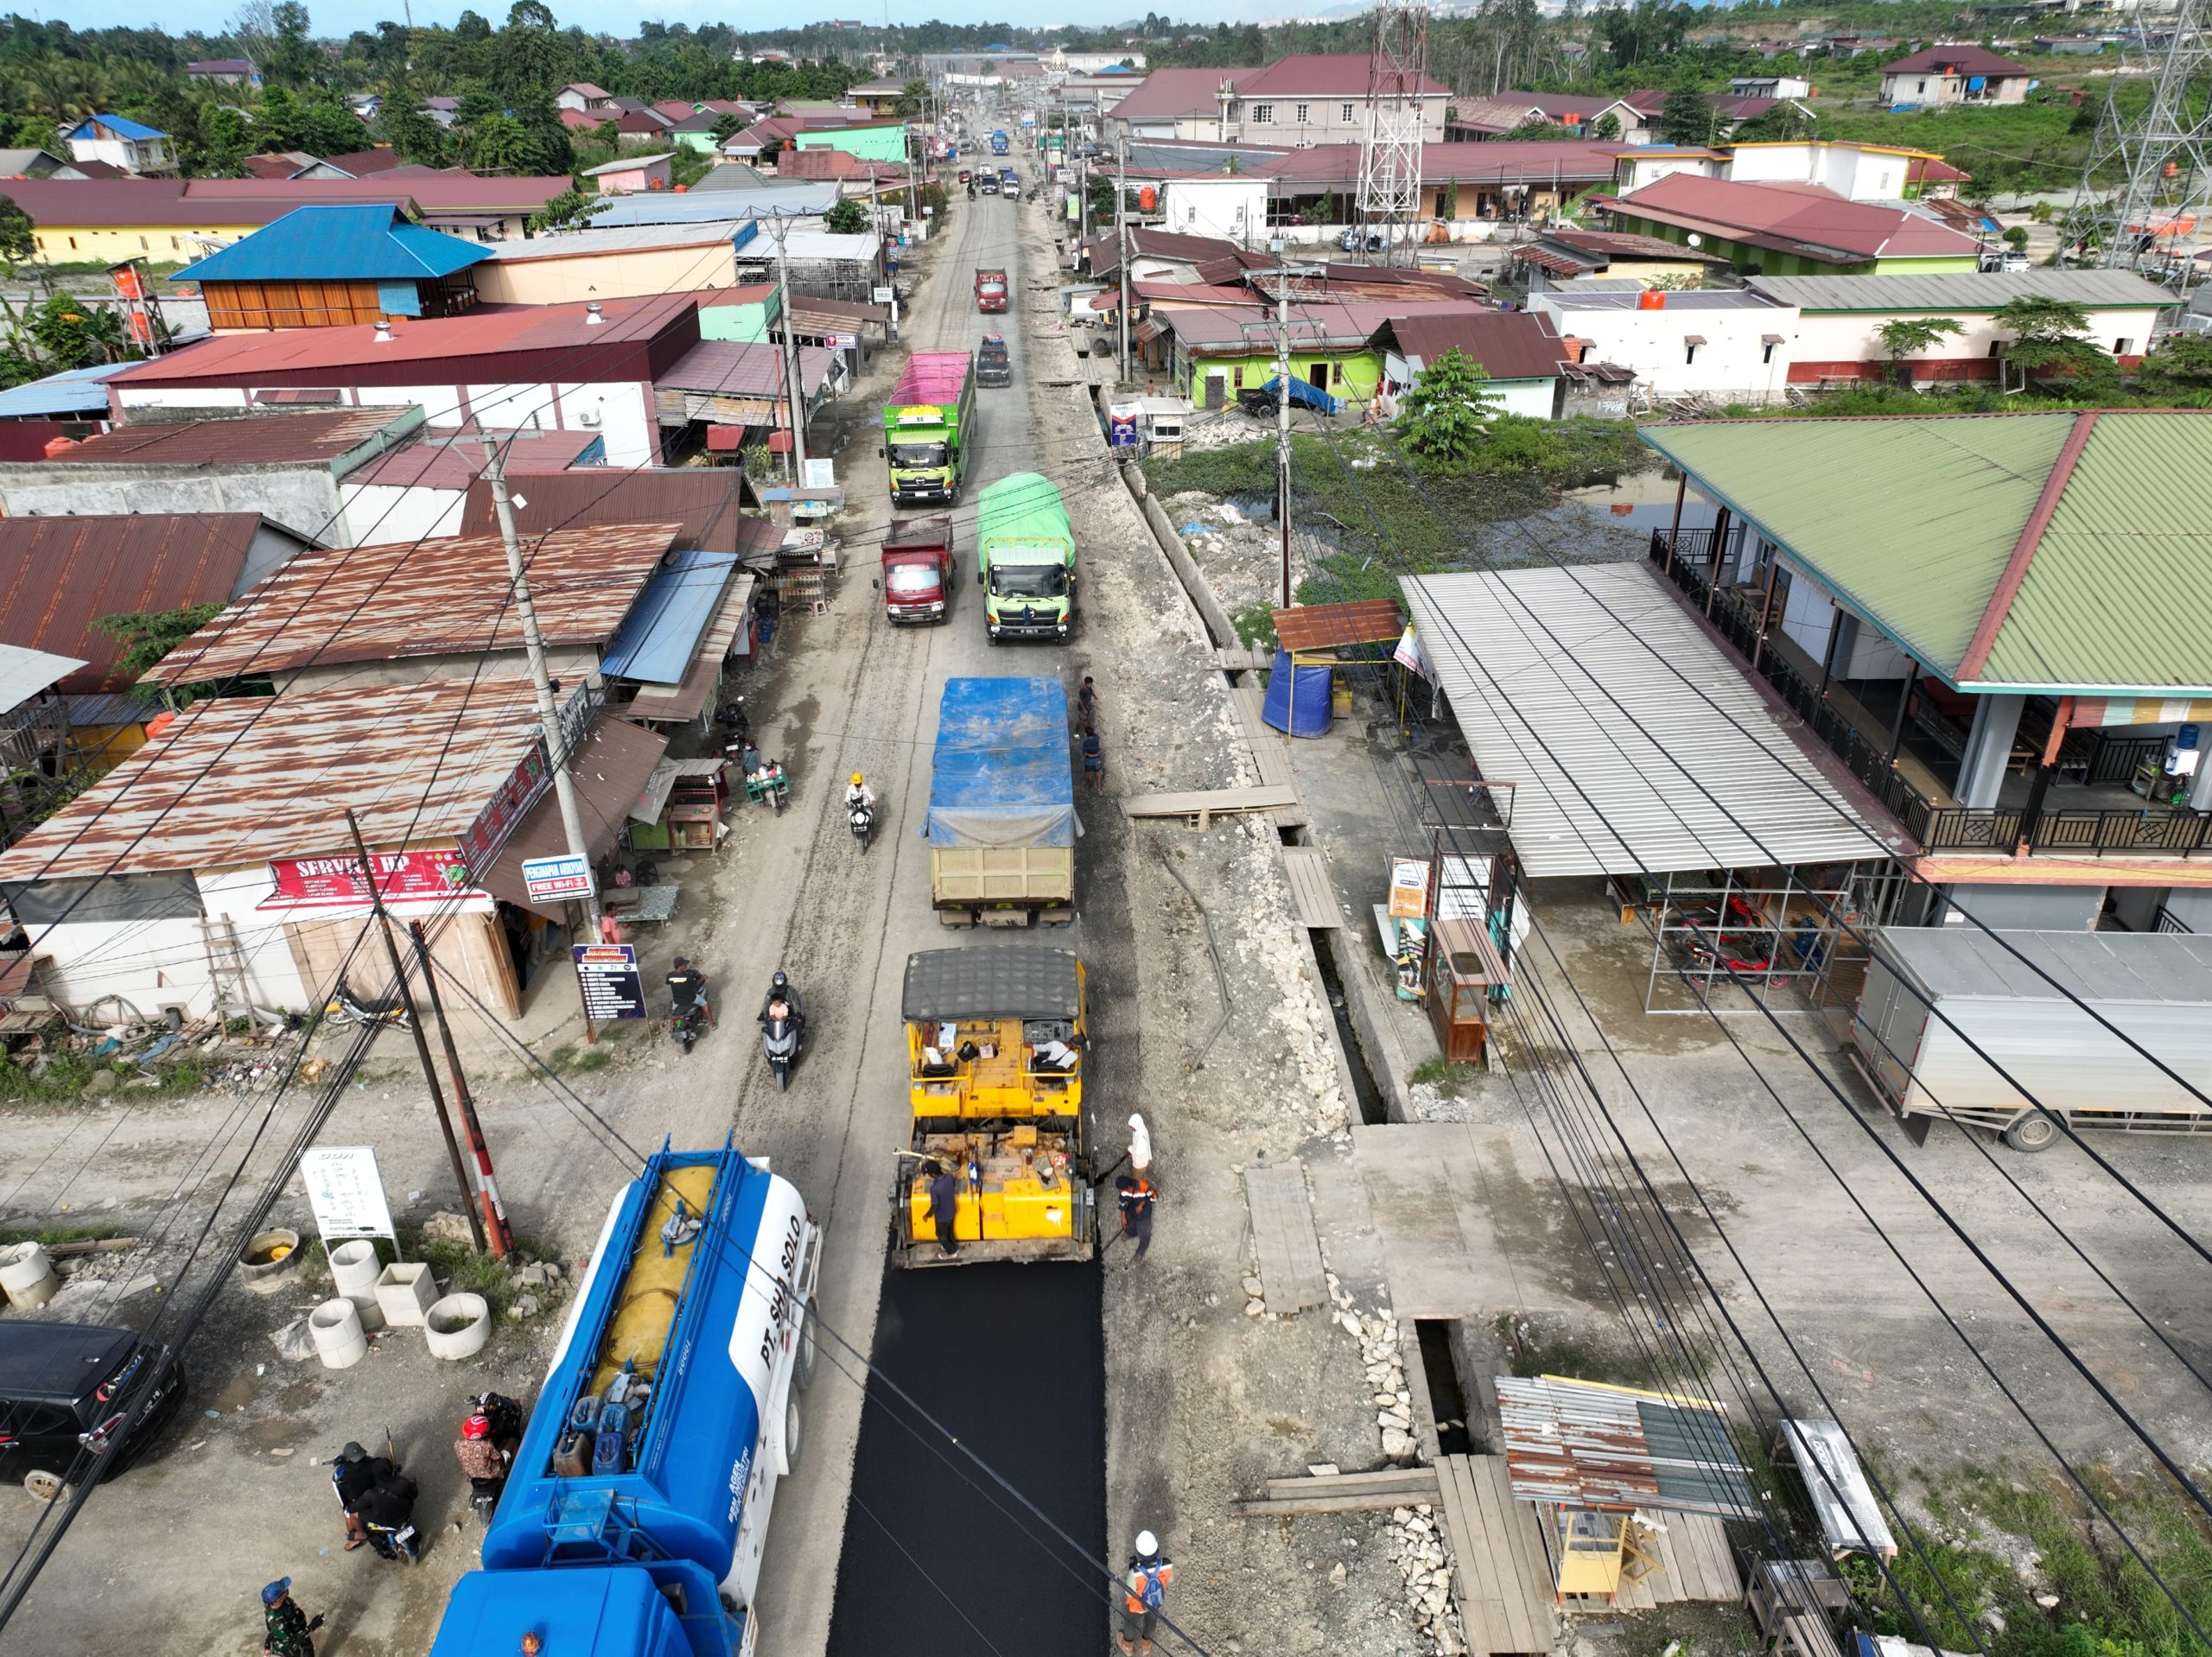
[261,1579,321,1657]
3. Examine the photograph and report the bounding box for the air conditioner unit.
[575,408,601,428]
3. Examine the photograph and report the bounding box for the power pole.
[1357,0,1432,267]
[765,213,810,475]
[342,809,486,1255]
[474,424,601,943]
[410,919,511,1258]
[1116,132,1132,385]
[1275,270,1294,611]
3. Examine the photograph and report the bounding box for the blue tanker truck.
[429,1141,822,1657]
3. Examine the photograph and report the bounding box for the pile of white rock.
[1327,1272,1414,1462]
[1385,1503,1469,1655]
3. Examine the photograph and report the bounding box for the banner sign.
[573,943,648,1021]
[458,743,551,873]
[263,849,476,909]
[300,1146,396,1244]
[523,853,594,903]
[1387,855,1432,921]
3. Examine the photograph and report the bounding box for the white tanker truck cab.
[429,1140,822,1657]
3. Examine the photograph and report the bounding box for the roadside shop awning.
[1401,562,1904,879]
[1272,599,1405,654]
[482,715,668,917]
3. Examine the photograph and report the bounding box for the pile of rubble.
[1385,1503,1471,1656]
[1332,1279,1414,1462]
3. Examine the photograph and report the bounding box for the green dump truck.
[976,472,1077,644]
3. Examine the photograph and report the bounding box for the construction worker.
[1115,1172,1157,1261]
[1119,1531,1173,1654]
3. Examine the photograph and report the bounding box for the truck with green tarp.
[925,676,1076,926]
[975,472,1077,644]
[882,352,975,506]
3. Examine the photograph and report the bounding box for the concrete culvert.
[308,1298,368,1370]
[238,1228,302,1295]
[424,1292,491,1360]
[0,1242,60,1311]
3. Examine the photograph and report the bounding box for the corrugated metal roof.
[1639,412,2212,695]
[178,205,492,283]
[347,431,601,490]
[1272,600,1405,653]
[591,187,838,226]
[1497,1376,1759,1518]
[1401,562,1901,879]
[52,408,418,467]
[0,360,132,420]
[0,513,276,693]
[901,946,1081,1021]
[459,469,756,551]
[1384,310,1571,382]
[1745,270,2177,313]
[0,678,546,881]
[150,524,677,685]
[1610,173,1982,260]
[481,714,668,917]
[479,221,747,259]
[598,550,739,683]
[658,340,839,397]
[1870,926,2212,1005]
[620,572,756,724]
[0,643,87,711]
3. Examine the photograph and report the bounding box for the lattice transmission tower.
[1357,0,1432,266]
[2073,0,2212,294]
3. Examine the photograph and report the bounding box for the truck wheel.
[794,1312,818,1391]
[2003,1114,2059,1152]
[783,1397,804,1470]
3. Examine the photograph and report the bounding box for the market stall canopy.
[901,946,1081,1022]
[1497,1374,1760,1520]
[1272,599,1405,655]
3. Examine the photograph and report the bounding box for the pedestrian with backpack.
[1119,1530,1173,1654]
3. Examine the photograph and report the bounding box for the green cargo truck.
[882,352,975,506]
[976,472,1076,644]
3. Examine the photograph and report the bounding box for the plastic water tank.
[1138,185,1157,213]
[1637,288,1667,311]
[1262,650,1333,738]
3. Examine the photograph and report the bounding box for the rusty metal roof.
[149,524,678,686]
[458,470,754,552]
[0,513,299,694]
[482,714,668,917]
[1271,599,1406,654]
[0,678,547,882]
[1496,1375,1759,1519]
[52,408,419,468]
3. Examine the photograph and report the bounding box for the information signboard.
[299,1145,397,1245]
[572,943,648,1021]
[522,853,594,903]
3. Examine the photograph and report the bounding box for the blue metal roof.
[69,112,166,141]
[0,360,131,420]
[598,549,739,683]
[177,205,492,283]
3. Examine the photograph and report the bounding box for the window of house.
[1233,365,1245,390]
[139,235,148,250]
[1684,341,1700,365]
[67,236,77,250]
[2113,337,2133,354]
[1295,102,1310,124]
[1762,340,1777,364]
[1989,340,2004,356]
[1251,103,1274,124]
[1917,79,1928,92]
[1341,102,1356,123]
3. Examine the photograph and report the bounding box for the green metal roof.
[1640,412,2212,696]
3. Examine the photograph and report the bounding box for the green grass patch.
[547,1043,613,1075]
[404,1228,560,1324]
[0,1046,217,1104]
[1231,604,1278,651]
[0,1224,128,1248]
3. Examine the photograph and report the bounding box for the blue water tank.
[1262,651,1332,738]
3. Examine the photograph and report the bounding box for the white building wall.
[1160,177,1268,246]
[1384,351,1555,418]
[1532,295,1799,403]
[340,482,468,545]
[1726,143,1909,201]
[1782,304,2168,373]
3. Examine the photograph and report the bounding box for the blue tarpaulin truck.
[429,1143,822,1657]
[926,676,1076,927]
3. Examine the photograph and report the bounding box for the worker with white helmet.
[1120,1529,1173,1654]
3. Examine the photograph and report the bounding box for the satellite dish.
[1685,232,1703,247]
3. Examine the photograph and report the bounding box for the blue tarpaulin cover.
[598,550,739,684]
[926,676,1075,848]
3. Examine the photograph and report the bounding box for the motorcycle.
[849,797,874,851]
[717,695,752,751]
[670,998,709,1056]
[761,1013,800,1091]
[464,1391,525,1525]
[325,978,411,1032]
[365,1514,421,1563]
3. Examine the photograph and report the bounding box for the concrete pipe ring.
[238,1229,302,1296]
[308,1298,368,1370]
[328,1240,382,1297]
[0,1243,60,1311]
[424,1293,492,1361]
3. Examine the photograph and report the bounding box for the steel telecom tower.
[1357,0,1432,265]
[2073,0,2212,294]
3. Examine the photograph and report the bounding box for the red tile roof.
[0,514,290,693]
[1234,54,1447,98]
[1607,173,1985,261]
[1883,44,2029,76]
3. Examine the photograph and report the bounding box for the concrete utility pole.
[473,424,601,937]
[343,809,487,1255]
[1116,132,1132,385]
[410,918,510,1258]
[765,213,810,475]
[1274,271,1294,610]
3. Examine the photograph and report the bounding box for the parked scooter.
[717,695,752,752]
[325,978,411,1032]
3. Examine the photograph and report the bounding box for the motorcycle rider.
[757,968,804,1030]
[454,1411,509,1490]
[666,955,709,1026]
[331,1440,398,1550]
[845,771,877,814]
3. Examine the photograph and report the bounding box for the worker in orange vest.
[1119,1530,1173,1654]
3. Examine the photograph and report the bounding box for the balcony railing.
[1647,531,2212,860]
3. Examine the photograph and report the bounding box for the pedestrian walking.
[926,1159,961,1258]
[260,1579,323,1657]
[1082,728,1104,790]
[1115,1172,1157,1261]
[1118,1531,1173,1655]
[1127,1112,1151,1178]
[1077,675,1097,733]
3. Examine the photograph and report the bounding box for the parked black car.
[0,1322,187,1501]
[1237,386,1281,419]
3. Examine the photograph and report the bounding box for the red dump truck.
[974,266,1008,314]
[880,515,956,624]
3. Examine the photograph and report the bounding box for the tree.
[465,112,541,174]
[0,194,35,268]
[23,293,128,370]
[1502,117,1577,141]
[98,603,223,699]
[527,187,609,233]
[1874,316,1961,385]
[1661,89,1716,147]
[1992,294,2096,389]
[824,196,868,234]
[264,0,319,87]
[1396,347,1503,469]
[711,110,747,144]
[895,76,928,117]
[1730,101,1814,142]
[2132,333,2212,407]
[1586,111,1621,141]
[195,104,254,175]
[2003,225,2030,251]
[375,102,448,167]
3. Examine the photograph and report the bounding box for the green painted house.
[793,123,907,163]
[1599,173,1983,276]
[1164,302,1395,409]
[698,283,783,344]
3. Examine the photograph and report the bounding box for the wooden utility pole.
[342,809,486,1254]
[1275,272,1294,610]
[764,213,810,475]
